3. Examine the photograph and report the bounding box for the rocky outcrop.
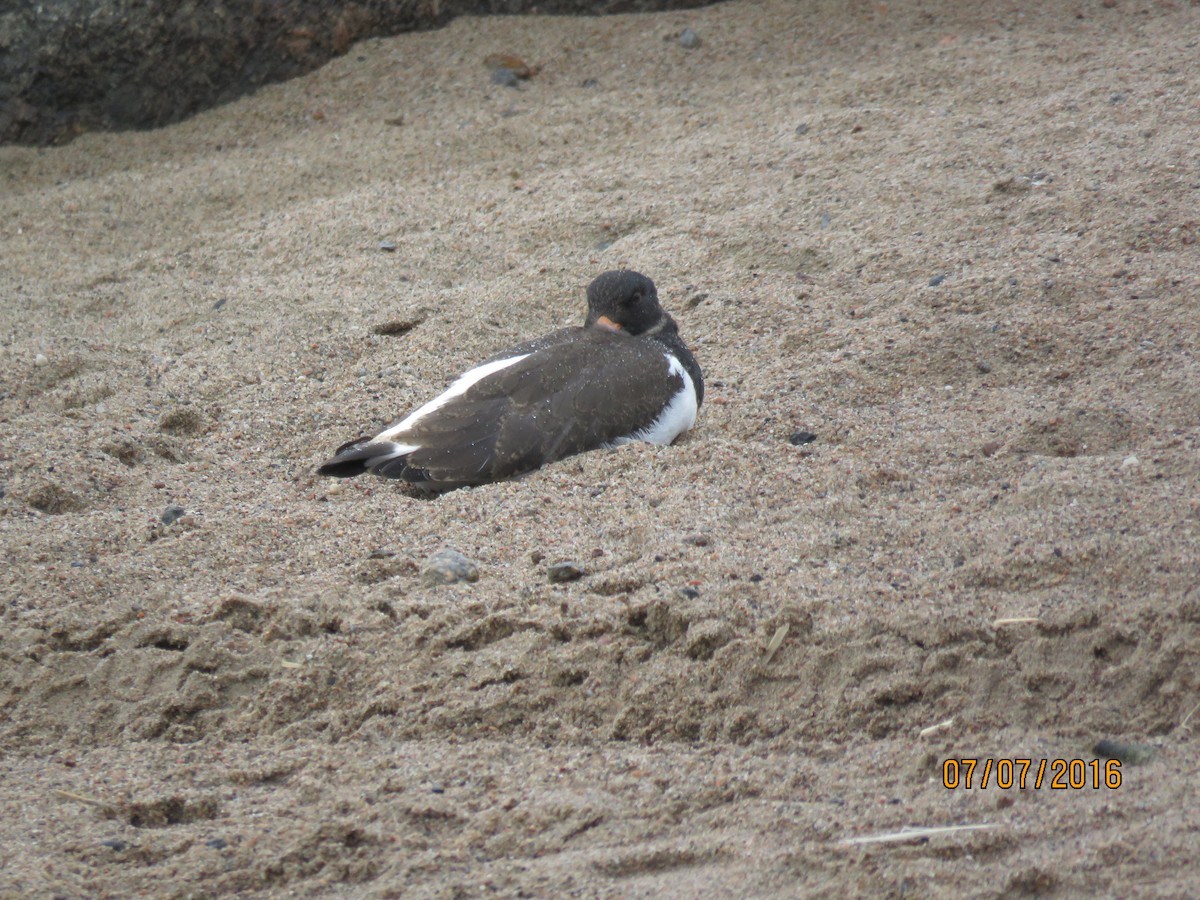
[0,0,714,145]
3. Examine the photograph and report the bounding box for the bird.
[316,269,704,491]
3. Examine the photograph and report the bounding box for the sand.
[2,0,1199,895]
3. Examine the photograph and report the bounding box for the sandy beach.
[2,0,1199,894]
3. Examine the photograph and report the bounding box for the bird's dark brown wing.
[397,330,685,486]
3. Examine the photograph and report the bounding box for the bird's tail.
[316,438,410,478]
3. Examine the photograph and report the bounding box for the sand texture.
[2,0,1200,895]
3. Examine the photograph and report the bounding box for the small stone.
[980,441,1003,458]
[789,431,817,446]
[206,837,228,850]
[422,548,479,586]
[161,504,186,525]
[1094,738,1156,766]
[491,68,520,88]
[795,123,809,135]
[530,550,545,565]
[1120,455,1139,469]
[379,241,397,252]
[548,561,586,583]
[100,839,128,851]
[683,533,711,547]
[929,274,947,287]
[679,28,701,49]
[976,361,992,374]
[581,78,598,88]
[34,353,49,367]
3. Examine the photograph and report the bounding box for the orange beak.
[594,315,623,333]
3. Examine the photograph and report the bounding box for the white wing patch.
[373,353,532,450]
[606,353,698,448]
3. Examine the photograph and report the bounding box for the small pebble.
[789,431,817,446]
[976,361,992,374]
[422,548,479,586]
[206,837,228,850]
[548,561,586,583]
[379,241,397,252]
[1094,738,1156,766]
[679,28,701,49]
[581,78,598,88]
[929,274,947,286]
[161,505,186,526]
[491,68,520,88]
[1120,455,1139,469]
[795,123,809,135]
[430,783,445,794]
[34,353,49,367]
[100,839,128,851]
[212,298,227,310]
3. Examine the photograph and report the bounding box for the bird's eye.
[628,291,642,305]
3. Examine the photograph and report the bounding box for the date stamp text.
[942,758,1122,790]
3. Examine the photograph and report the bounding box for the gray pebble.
[100,839,128,851]
[929,273,947,286]
[1094,738,1156,766]
[548,561,586,583]
[581,78,599,88]
[795,123,809,135]
[679,28,701,49]
[161,504,186,525]
[422,548,479,586]
[789,431,817,446]
[491,68,520,88]
[379,241,397,252]
[206,837,228,849]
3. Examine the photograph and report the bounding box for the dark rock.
[161,504,186,525]
[548,561,586,583]
[929,273,947,286]
[1093,739,1156,766]
[206,837,228,849]
[1,0,722,146]
[99,839,128,851]
[788,431,817,446]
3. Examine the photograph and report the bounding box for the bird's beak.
[594,315,623,333]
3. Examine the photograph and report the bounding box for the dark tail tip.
[316,457,370,478]
[316,438,394,478]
